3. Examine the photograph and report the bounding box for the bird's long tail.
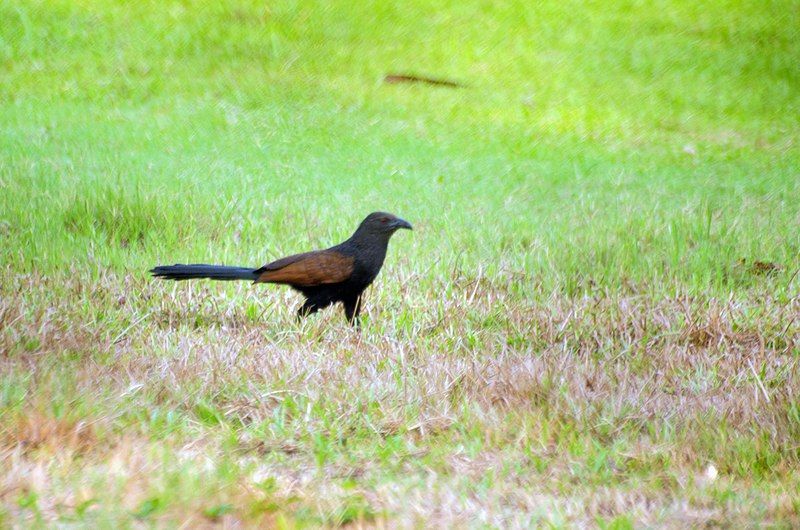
[150,264,259,282]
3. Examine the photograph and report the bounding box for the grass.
[1,0,799,526]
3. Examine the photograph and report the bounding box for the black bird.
[150,212,412,325]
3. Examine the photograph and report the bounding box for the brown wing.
[255,250,354,287]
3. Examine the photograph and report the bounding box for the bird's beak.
[392,218,413,231]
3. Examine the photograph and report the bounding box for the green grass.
[1,0,799,527]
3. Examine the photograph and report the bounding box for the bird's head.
[357,212,413,237]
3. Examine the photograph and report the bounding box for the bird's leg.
[297,299,321,321]
[343,296,362,327]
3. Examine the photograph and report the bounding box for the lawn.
[1,0,799,526]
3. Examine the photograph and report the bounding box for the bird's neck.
[345,232,390,260]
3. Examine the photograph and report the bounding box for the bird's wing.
[254,250,354,286]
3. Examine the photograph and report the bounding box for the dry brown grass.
[1,269,799,527]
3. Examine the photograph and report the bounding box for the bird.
[150,212,412,325]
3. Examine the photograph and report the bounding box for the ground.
[1,0,799,527]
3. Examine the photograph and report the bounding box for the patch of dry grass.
[2,269,798,527]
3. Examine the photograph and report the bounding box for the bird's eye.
[380,217,389,223]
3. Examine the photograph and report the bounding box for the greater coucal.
[150,212,412,325]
